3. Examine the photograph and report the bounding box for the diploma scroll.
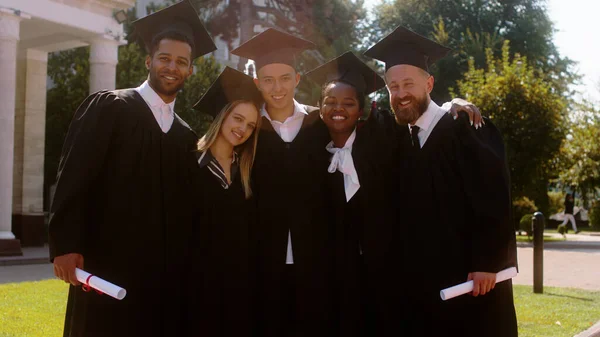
[75,268,127,300]
[440,267,517,301]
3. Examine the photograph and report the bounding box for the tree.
[557,101,600,207]
[45,47,91,203]
[174,55,222,134]
[369,0,578,103]
[196,0,366,70]
[115,6,148,89]
[452,41,566,214]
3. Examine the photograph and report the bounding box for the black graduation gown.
[391,113,517,337]
[187,157,254,337]
[48,89,198,337]
[327,121,399,337]
[251,108,336,337]
[328,170,363,337]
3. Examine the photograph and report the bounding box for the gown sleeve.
[48,91,123,261]
[454,115,515,273]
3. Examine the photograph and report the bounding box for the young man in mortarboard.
[48,1,216,336]
[232,29,336,337]
[364,26,518,337]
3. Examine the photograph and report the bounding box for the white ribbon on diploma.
[440,267,517,301]
[75,268,127,300]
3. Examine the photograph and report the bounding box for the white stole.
[326,129,360,202]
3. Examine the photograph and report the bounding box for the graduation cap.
[132,0,216,60]
[364,26,451,72]
[305,51,386,95]
[193,67,262,118]
[231,28,315,71]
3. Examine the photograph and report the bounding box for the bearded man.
[364,26,518,337]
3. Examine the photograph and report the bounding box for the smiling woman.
[185,66,262,337]
[305,51,394,336]
[320,81,365,147]
[194,67,263,198]
[306,51,386,149]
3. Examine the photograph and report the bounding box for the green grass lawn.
[0,280,67,337]
[1,280,599,336]
[516,234,566,243]
[515,286,600,337]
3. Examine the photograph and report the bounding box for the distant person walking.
[560,193,579,233]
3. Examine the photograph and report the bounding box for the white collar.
[411,100,443,131]
[137,80,176,113]
[260,99,308,122]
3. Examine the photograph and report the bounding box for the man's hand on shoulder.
[468,271,496,297]
[54,253,84,286]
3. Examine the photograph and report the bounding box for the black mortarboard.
[364,26,451,72]
[305,51,386,95]
[231,28,315,71]
[193,67,262,118]
[132,0,216,60]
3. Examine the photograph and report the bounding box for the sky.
[547,0,600,103]
[362,0,600,104]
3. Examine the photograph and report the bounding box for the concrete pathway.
[513,247,600,290]
[0,244,49,266]
[518,232,600,251]
[0,263,54,284]
[0,244,55,284]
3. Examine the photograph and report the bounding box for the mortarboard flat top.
[231,28,315,71]
[132,0,216,60]
[305,51,385,95]
[193,67,262,118]
[364,26,451,72]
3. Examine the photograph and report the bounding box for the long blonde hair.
[197,100,261,199]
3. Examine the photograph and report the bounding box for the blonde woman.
[187,67,262,337]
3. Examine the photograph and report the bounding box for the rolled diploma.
[440,267,517,301]
[75,268,127,300]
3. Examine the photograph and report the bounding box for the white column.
[13,49,26,218]
[22,49,48,216]
[12,48,47,247]
[89,36,119,94]
[0,9,23,241]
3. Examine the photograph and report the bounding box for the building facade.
[0,0,135,256]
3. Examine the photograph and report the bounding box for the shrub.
[513,196,538,231]
[590,200,600,230]
[557,224,567,235]
[519,214,534,236]
[548,191,566,216]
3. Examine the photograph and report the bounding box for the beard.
[391,92,429,125]
[148,67,186,97]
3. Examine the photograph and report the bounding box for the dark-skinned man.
[48,1,215,336]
